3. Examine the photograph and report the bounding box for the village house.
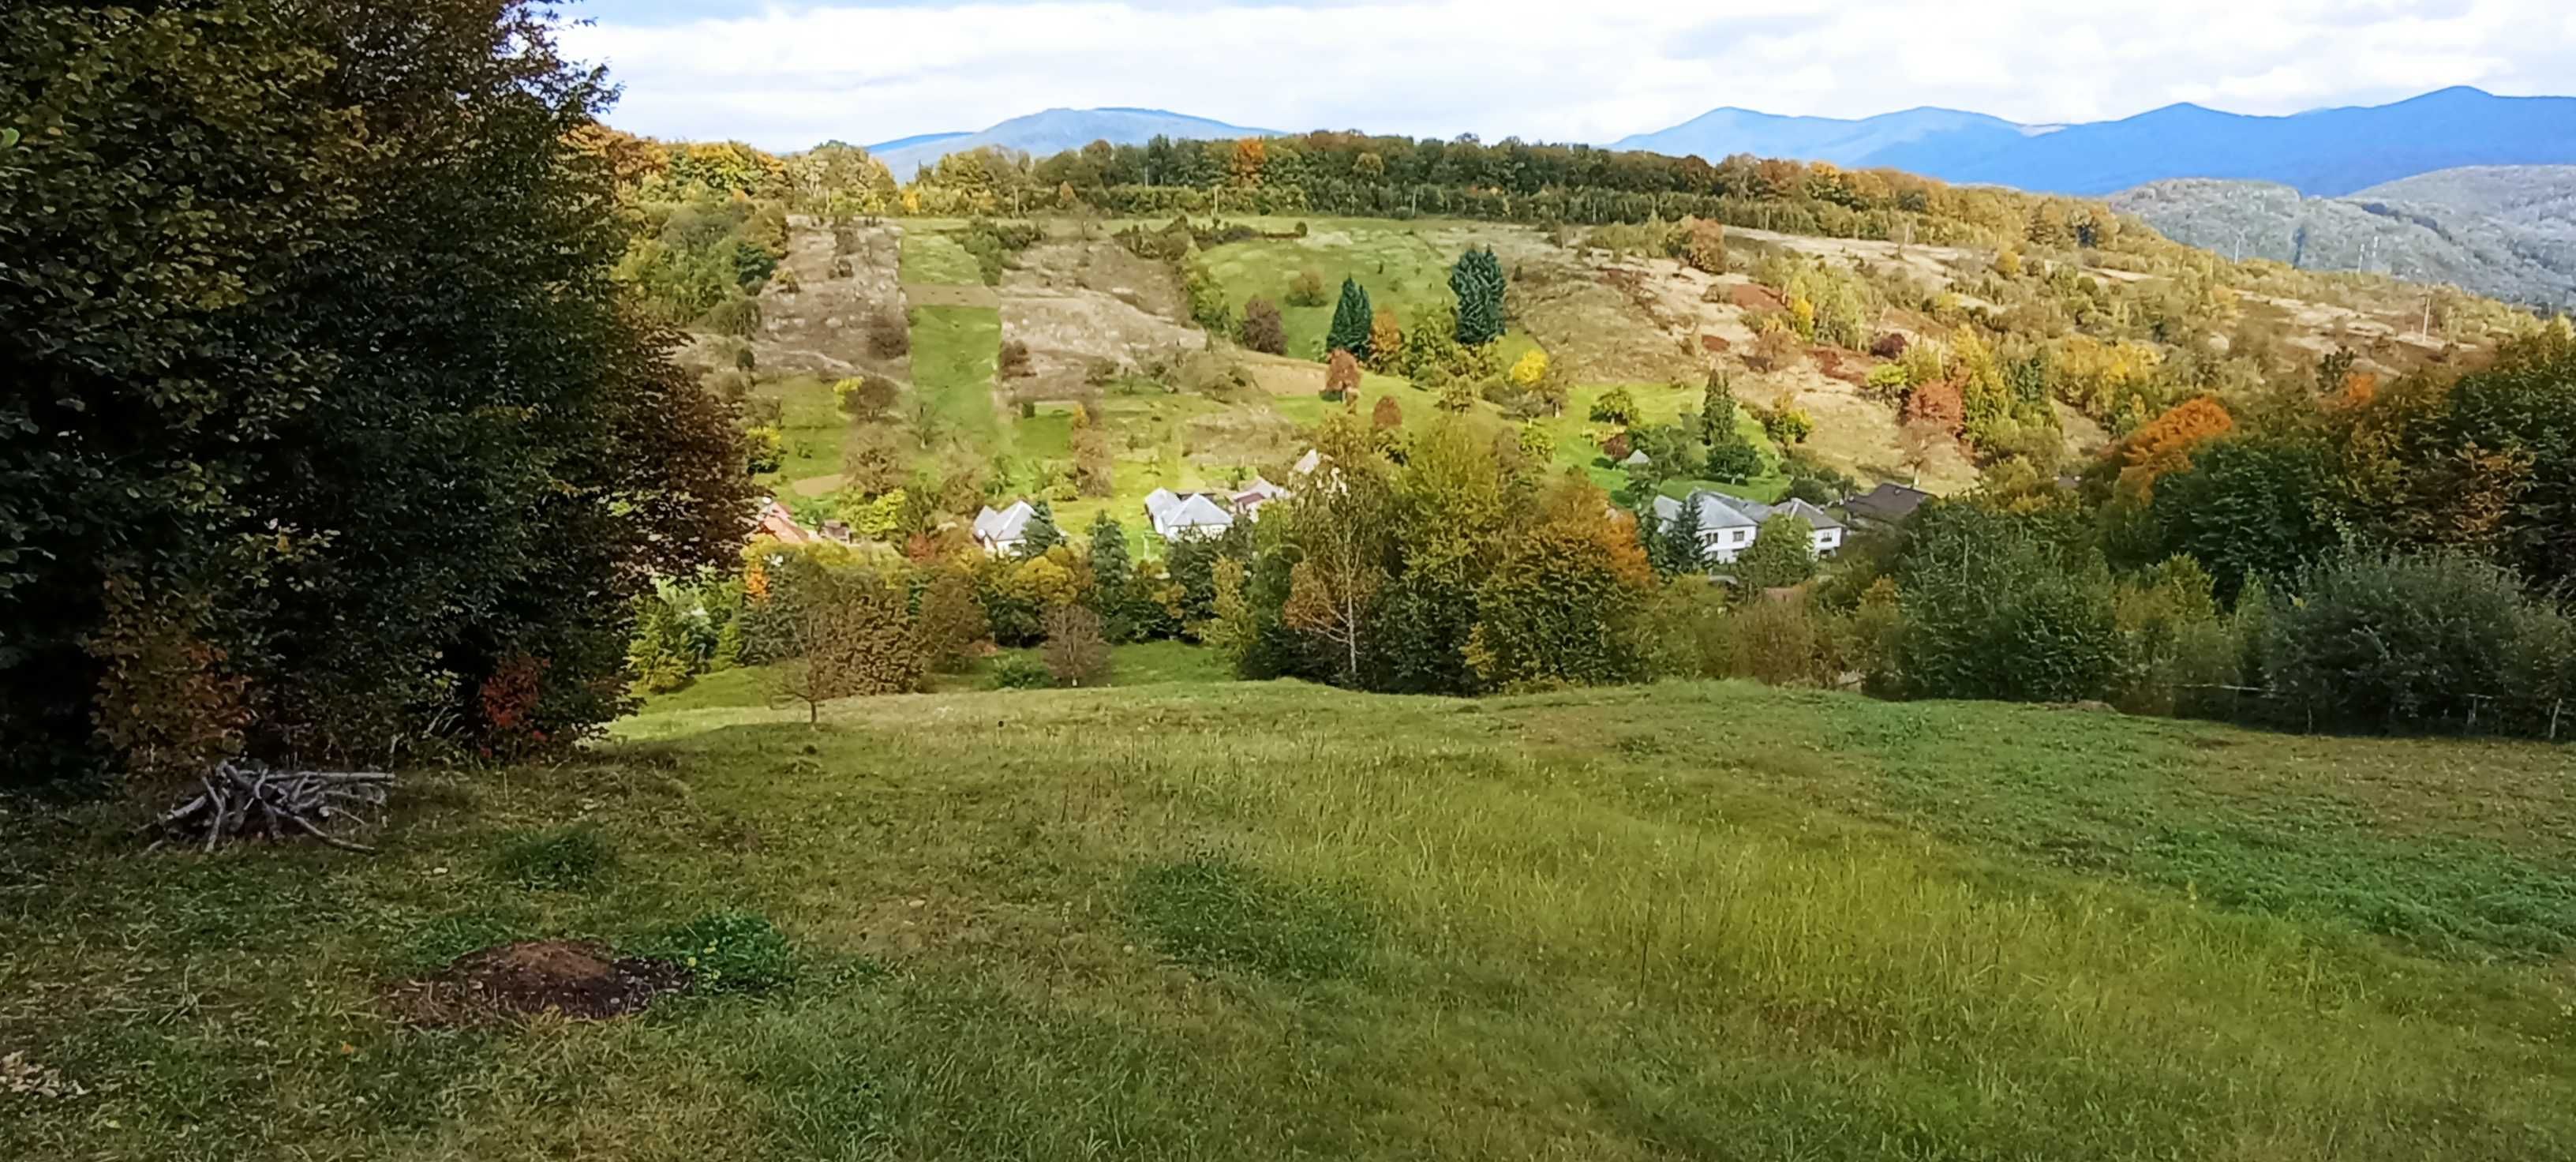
[1844,482,1932,530]
[972,500,1039,556]
[1652,489,1845,564]
[1144,488,1235,542]
[1230,475,1292,520]
[753,497,817,545]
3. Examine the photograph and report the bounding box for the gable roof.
[1659,490,1842,536]
[1847,482,1931,523]
[1143,488,1181,517]
[1162,493,1234,530]
[975,500,1037,542]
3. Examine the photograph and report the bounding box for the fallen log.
[146,761,394,853]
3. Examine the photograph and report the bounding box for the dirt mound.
[1729,283,1784,312]
[385,940,689,1026]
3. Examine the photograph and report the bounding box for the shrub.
[990,654,1053,689]
[1041,604,1113,687]
[1240,297,1286,354]
[701,294,761,336]
[1324,349,1361,399]
[630,913,792,994]
[1588,386,1638,425]
[1893,503,2122,703]
[999,339,1034,378]
[867,306,910,358]
[2258,549,2569,734]
[1726,594,1834,685]
[1285,268,1328,308]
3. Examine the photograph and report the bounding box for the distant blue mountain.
[866,108,1283,179]
[862,131,970,154]
[1617,88,2576,197]
[1609,107,2039,171]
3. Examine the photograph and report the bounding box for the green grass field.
[908,305,1002,448]
[897,230,981,286]
[1189,216,1543,365]
[6,677,2574,1160]
[752,373,844,493]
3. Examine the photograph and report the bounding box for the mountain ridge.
[866,107,1283,179]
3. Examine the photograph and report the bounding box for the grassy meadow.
[6,673,2574,1160]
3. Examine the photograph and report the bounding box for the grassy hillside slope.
[5,678,2573,1159]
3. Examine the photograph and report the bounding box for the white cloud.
[556,0,2576,150]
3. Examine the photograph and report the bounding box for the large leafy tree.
[1449,246,1507,347]
[2,2,748,781]
[1733,516,1818,592]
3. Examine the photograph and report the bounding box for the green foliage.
[1,1,751,778]
[1589,387,1639,425]
[2143,437,2341,602]
[1087,513,1138,641]
[1448,246,1507,346]
[1182,251,1232,332]
[1285,268,1329,308]
[1894,503,2123,703]
[631,913,794,994]
[2256,549,2574,734]
[1324,276,1374,362]
[491,826,616,891]
[1128,853,1376,983]
[1732,516,1818,591]
[989,654,1054,690]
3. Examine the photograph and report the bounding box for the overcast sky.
[556,1,2576,151]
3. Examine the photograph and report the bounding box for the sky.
[553,0,2576,151]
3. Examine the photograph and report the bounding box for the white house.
[972,500,1039,556]
[1144,488,1235,541]
[1652,490,1844,565]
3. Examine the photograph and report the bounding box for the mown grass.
[907,305,1002,448]
[5,680,2574,1159]
[750,373,844,493]
[897,229,981,287]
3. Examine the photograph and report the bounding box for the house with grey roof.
[1845,482,1931,530]
[1144,488,1235,542]
[1652,489,1844,565]
[972,500,1039,556]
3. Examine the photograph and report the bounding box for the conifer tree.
[1088,512,1136,641]
[1019,501,1064,557]
[1449,246,1507,347]
[1325,276,1374,362]
[1701,370,1739,447]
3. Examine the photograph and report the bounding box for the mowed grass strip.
[908,305,1002,448]
[3,680,2572,1160]
[898,230,982,287]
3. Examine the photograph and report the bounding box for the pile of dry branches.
[147,760,394,853]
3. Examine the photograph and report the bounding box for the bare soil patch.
[384,939,690,1026]
[753,218,906,380]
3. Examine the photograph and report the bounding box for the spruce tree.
[1087,512,1135,641]
[1701,370,1739,447]
[1325,276,1374,362]
[1018,501,1063,557]
[1660,497,1707,574]
[1449,246,1507,347]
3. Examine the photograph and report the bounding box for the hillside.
[7,675,2573,1158]
[2112,170,2576,307]
[1621,87,2576,197]
[867,107,1282,178]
